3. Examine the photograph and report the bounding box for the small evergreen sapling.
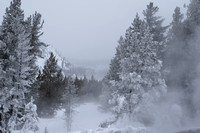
[22,97,38,132]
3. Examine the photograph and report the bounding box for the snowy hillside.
[36,45,106,79]
[36,45,72,76]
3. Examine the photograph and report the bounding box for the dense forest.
[1,0,200,133]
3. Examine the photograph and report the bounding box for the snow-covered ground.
[38,102,111,133]
[38,109,67,133]
[36,102,200,133]
[72,102,111,131]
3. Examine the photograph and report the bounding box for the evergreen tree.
[143,2,168,61]
[103,14,146,115]
[22,97,38,132]
[168,7,184,40]
[165,1,200,91]
[0,0,24,90]
[105,14,145,83]
[164,0,200,115]
[185,0,200,34]
[114,28,166,122]
[38,52,63,97]
[179,0,200,40]
[74,76,82,89]
[14,20,33,91]
[27,12,47,92]
[83,75,88,85]
[106,14,166,125]
[36,52,64,117]
[164,7,185,88]
[7,19,33,131]
[29,12,45,57]
[0,0,34,131]
[143,2,168,43]
[0,55,7,133]
[105,37,123,82]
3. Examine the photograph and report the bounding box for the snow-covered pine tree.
[0,42,7,132]
[105,14,145,84]
[102,37,124,114]
[143,2,168,43]
[186,0,200,33]
[7,20,35,131]
[0,2,46,90]
[168,7,184,40]
[0,0,40,131]
[0,0,27,131]
[120,14,146,62]
[103,14,146,117]
[105,37,123,82]
[22,97,38,132]
[109,15,166,125]
[143,2,168,60]
[29,12,45,58]
[26,12,46,92]
[0,45,12,132]
[0,0,24,89]
[14,19,33,91]
[0,0,24,54]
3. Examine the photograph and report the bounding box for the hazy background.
[0,0,189,67]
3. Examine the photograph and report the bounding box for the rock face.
[176,129,200,133]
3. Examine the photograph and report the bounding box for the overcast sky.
[0,0,189,66]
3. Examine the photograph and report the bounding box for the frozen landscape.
[38,103,111,133]
[1,0,200,133]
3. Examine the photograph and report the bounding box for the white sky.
[0,0,189,65]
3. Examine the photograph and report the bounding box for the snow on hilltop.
[35,45,100,78]
[36,45,72,76]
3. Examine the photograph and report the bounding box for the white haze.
[133,27,200,133]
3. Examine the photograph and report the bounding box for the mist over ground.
[1,0,200,133]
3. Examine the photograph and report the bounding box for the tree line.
[36,52,103,118]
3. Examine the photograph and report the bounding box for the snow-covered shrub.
[22,97,38,132]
